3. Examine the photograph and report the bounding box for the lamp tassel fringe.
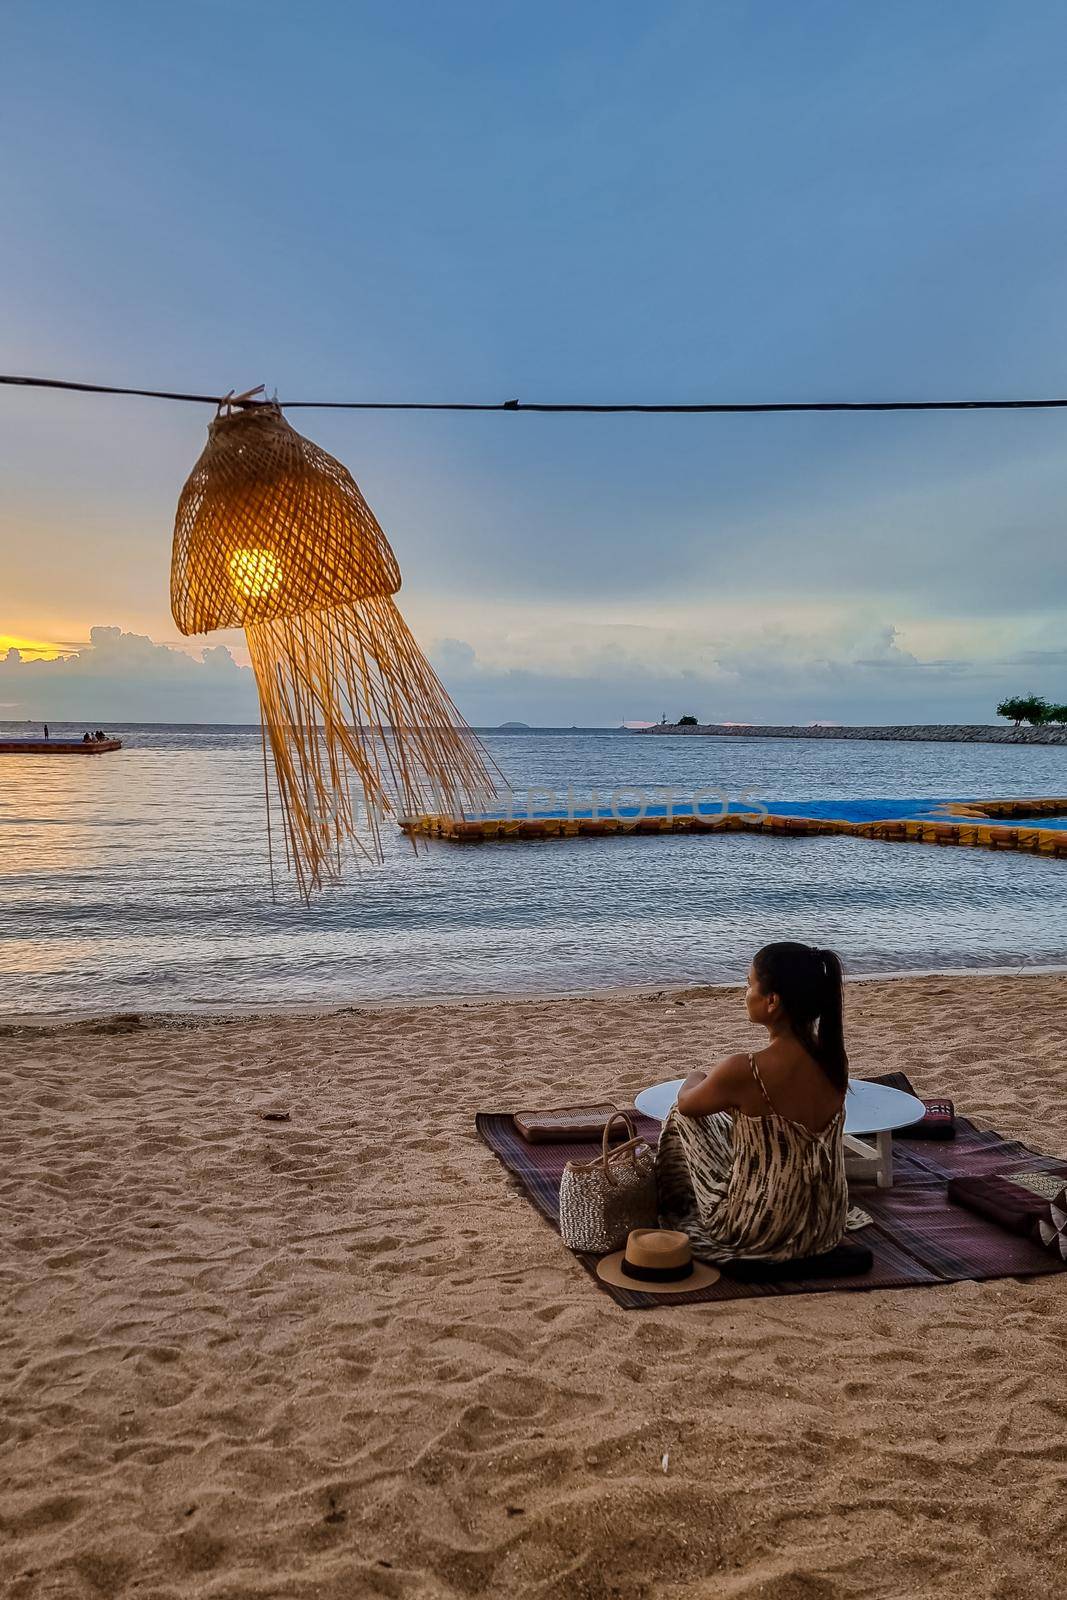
[245,595,495,896]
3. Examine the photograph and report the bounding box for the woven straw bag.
[559,1111,658,1253]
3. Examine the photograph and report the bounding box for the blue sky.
[3,1,1067,724]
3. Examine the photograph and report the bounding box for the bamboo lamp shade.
[171,406,401,631]
[170,402,496,897]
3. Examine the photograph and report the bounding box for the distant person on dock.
[656,942,849,1262]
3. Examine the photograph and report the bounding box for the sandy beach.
[2,972,1066,1599]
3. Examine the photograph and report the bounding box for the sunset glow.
[0,633,73,662]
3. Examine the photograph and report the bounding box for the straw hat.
[595,1228,720,1292]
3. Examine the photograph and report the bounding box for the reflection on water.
[2,724,1067,1012]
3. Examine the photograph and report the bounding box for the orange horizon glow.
[0,632,77,662]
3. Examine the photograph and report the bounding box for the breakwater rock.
[635,723,1067,746]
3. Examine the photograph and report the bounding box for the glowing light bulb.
[229,547,282,600]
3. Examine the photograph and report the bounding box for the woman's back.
[736,1040,845,1134]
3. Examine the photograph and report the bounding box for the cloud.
[428,618,1018,726]
[0,626,258,722]
[1008,647,1067,669]
[0,615,1058,729]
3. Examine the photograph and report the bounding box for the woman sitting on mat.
[656,941,849,1262]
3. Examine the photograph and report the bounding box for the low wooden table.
[633,1077,926,1189]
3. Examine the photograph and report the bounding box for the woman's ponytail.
[813,947,848,1093]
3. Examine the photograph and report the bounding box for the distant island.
[635,722,1067,746]
[496,721,532,731]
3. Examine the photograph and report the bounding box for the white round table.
[633,1077,925,1189]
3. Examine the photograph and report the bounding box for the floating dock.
[0,739,122,755]
[402,795,1067,858]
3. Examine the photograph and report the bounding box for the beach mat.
[475,1075,1067,1308]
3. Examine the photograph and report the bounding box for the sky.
[3,0,1067,726]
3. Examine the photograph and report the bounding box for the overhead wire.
[3,371,1067,415]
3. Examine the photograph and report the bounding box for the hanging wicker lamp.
[171,399,495,897]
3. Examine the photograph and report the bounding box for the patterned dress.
[655,1055,849,1261]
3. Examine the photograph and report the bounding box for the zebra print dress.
[655,1055,849,1262]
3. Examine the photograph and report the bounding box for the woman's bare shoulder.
[676,1052,753,1115]
[713,1051,754,1082]
[704,1052,756,1101]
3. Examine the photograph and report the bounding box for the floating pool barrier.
[402,795,1067,858]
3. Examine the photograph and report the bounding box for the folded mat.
[513,1103,632,1143]
[475,1072,1067,1307]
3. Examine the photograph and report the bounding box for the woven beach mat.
[475,1074,1067,1309]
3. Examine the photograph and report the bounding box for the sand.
[2,973,1066,1600]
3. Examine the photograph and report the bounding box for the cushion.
[720,1240,874,1282]
[895,1098,956,1140]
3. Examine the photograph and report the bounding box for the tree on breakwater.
[997,695,1053,727]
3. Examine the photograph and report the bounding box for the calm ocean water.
[3,723,1067,1014]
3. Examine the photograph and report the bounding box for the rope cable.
[3,371,1067,415]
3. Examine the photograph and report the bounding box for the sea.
[3,722,1067,1015]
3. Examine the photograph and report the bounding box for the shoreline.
[4,961,1067,1031]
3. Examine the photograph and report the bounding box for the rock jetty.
[636,723,1067,746]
